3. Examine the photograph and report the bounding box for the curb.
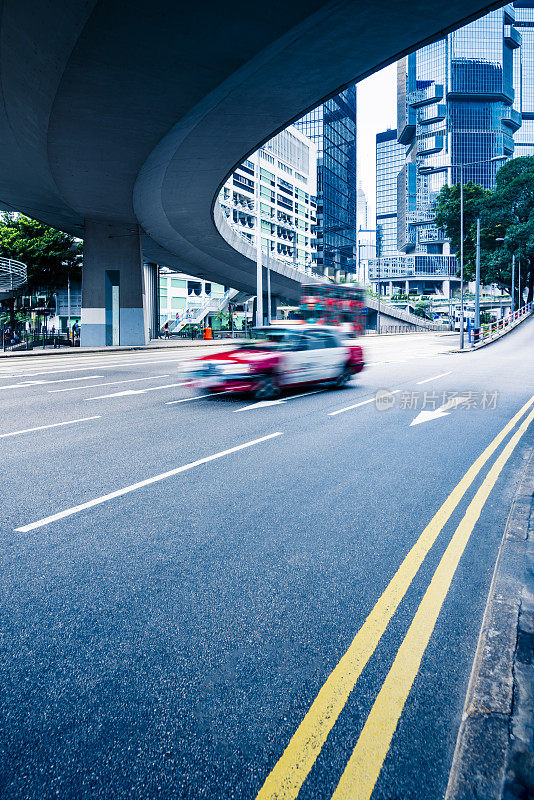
[0,339,244,359]
[445,446,534,800]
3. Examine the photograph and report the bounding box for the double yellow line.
[256,395,534,800]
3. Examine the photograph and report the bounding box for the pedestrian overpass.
[0,0,503,345]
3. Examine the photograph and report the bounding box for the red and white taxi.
[181,325,364,399]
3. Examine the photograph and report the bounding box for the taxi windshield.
[245,328,303,350]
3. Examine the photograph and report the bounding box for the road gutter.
[445,445,534,800]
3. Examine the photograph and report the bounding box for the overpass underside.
[0,0,505,345]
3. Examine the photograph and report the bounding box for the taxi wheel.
[334,363,352,388]
[254,375,280,400]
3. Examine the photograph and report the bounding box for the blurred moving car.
[181,325,364,399]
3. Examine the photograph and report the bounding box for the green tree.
[434,157,534,304]
[434,182,490,280]
[0,213,82,299]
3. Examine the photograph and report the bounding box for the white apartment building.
[219,126,318,274]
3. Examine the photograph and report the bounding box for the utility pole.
[475,217,480,329]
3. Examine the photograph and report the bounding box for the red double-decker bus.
[299,283,367,336]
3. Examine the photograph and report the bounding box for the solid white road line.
[328,389,401,417]
[0,416,102,439]
[49,374,171,393]
[84,382,187,400]
[416,370,453,385]
[15,432,284,532]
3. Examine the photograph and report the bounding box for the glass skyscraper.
[294,86,357,277]
[397,5,521,254]
[376,130,406,256]
[514,1,534,155]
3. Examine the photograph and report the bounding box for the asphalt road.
[0,325,533,800]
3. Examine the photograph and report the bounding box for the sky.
[356,63,397,226]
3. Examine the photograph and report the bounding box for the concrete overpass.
[0,0,504,345]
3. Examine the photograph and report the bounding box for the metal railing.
[0,257,27,292]
[1,328,78,351]
[473,301,533,346]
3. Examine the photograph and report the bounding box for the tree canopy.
[0,213,82,298]
[434,156,534,303]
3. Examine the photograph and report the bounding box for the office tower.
[294,86,357,278]
[514,1,534,156]
[376,129,406,257]
[397,5,520,255]
[357,181,368,231]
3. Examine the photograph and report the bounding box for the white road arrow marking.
[410,395,467,426]
[234,389,323,413]
[85,382,186,400]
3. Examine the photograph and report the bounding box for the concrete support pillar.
[442,279,451,299]
[81,220,147,347]
[252,294,269,327]
[335,269,341,283]
[388,281,393,296]
[270,294,279,322]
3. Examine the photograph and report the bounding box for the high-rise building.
[218,126,318,276]
[514,1,534,156]
[294,86,357,278]
[369,6,522,297]
[357,181,368,231]
[397,5,520,255]
[375,129,406,257]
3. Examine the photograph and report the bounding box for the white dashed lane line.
[328,389,402,416]
[49,374,171,393]
[0,416,102,439]
[416,371,453,385]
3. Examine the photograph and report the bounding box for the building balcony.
[407,84,444,108]
[418,135,444,155]
[502,106,522,131]
[417,103,446,125]
[504,25,521,49]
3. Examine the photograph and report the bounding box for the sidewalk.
[445,447,534,800]
[0,338,245,359]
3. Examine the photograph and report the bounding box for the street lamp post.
[511,253,515,314]
[266,249,271,325]
[459,163,465,348]
[419,154,506,349]
[377,261,381,334]
[475,216,481,330]
[255,162,263,328]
